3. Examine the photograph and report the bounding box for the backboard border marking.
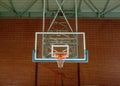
[33,32,88,63]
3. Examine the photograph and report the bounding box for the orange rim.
[53,52,67,68]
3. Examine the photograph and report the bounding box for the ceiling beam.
[0,1,15,13]
[8,0,18,15]
[19,0,38,17]
[102,3,120,15]
[46,0,49,11]
[78,0,83,12]
[102,0,110,13]
[83,0,96,12]
[87,0,100,12]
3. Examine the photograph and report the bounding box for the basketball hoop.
[53,52,67,68]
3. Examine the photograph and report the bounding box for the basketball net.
[53,52,67,68]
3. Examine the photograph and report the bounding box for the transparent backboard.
[32,32,88,63]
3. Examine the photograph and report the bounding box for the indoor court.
[0,0,120,86]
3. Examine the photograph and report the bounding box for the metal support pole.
[42,0,46,58]
[75,0,78,57]
[75,1,80,86]
[75,0,78,32]
[43,0,45,32]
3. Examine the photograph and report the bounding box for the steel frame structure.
[0,0,120,18]
[32,0,88,63]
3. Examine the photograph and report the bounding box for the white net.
[57,60,65,68]
[54,52,67,68]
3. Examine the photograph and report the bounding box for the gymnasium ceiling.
[0,0,120,18]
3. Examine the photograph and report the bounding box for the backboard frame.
[51,45,69,58]
[32,32,88,63]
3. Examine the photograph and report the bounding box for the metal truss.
[32,0,88,64]
[41,0,79,59]
[0,0,120,18]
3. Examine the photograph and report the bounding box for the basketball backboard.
[32,32,88,66]
[32,0,88,68]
